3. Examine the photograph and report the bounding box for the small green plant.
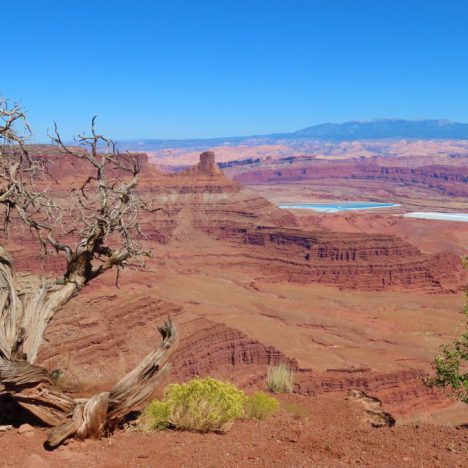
[426,310,468,404]
[142,400,171,430]
[426,258,468,404]
[461,255,468,270]
[266,363,295,393]
[142,377,247,433]
[166,377,246,432]
[245,391,279,420]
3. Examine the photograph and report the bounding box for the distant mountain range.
[118,119,468,151]
[289,119,468,140]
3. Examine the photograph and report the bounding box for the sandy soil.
[1,393,466,468]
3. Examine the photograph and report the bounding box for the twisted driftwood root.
[0,319,178,448]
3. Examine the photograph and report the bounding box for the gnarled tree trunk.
[1,103,179,448]
[0,248,178,448]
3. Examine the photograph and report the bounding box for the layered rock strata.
[3,148,464,291]
[229,157,468,197]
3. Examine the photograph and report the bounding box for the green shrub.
[426,260,468,404]
[142,400,171,429]
[426,309,468,404]
[164,377,246,432]
[245,391,279,420]
[266,363,295,393]
[461,255,468,270]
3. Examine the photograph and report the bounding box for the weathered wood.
[0,250,178,446]
[48,392,111,447]
[0,254,19,360]
[107,320,177,423]
[0,358,75,425]
[1,105,178,448]
[0,254,82,365]
[77,392,110,439]
[47,405,83,448]
[14,386,75,426]
[0,317,177,447]
[0,359,53,386]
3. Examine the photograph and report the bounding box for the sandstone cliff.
[3,148,464,292]
[12,146,462,423]
[228,156,468,198]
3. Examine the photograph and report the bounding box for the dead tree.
[0,98,178,447]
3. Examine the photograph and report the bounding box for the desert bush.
[461,255,468,269]
[426,260,468,404]
[245,391,279,420]
[426,306,468,403]
[141,400,171,430]
[266,363,295,393]
[142,377,247,432]
[166,377,246,432]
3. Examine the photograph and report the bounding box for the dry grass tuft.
[266,363,295,393]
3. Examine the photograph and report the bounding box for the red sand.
[1,394,467,467]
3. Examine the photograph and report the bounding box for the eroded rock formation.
[228,156,468,198]
[4,149,464,291]
[133,152,463,291]
[2,147,465,425]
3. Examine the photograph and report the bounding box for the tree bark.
[0,248,178,448]
[0,249,83,363]
[1,318,177,447]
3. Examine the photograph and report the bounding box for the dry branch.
[46,320,177,447]
[0,98,177,447]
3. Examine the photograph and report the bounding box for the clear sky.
[2,0,468,141]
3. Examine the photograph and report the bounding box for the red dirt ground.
[1,393,467,467]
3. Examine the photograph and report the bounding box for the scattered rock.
[347,389,396,427]
[18,423,35,434]
[0,425,13,432]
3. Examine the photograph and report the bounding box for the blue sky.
[2,0,468,141]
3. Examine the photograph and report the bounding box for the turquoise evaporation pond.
[277,202,400,213]
[403,212,468,222]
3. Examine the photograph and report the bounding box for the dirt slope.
[0,393,466,467]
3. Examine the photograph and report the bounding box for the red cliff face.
[133,152,463,292]
[38,282,451,421]
[15,147,463,422]
[186,150,223,176]
[37,287,296,391]
[208,226,463,290]
[228,157,468,198]
[3,148,465,292]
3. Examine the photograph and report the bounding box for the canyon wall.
[10,146,462,422]
[229,158,468,198]
[3,148,464,292]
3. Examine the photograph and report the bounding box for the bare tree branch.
[0,98,177,447]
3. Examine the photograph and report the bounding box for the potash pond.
[277,202,400,213]
[403,212,468,222]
